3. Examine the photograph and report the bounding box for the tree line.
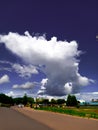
[0,93,79,107]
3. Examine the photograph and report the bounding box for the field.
[36,106,98,119]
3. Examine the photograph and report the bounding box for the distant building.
[92,99,98,102]
[90,99,98,106]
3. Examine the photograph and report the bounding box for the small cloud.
[92,92,98,95]
[6,91,14,97]
[0,60,12,72]
[41,78,48,89]
[12,63,38,78]
[37,78,48,95]
[0,60,38,78]
[78,74,94,86]
[96,35,98,39]
[0,67,11,72]
[13,82,40,89]
[0,74,10,84]
[64,82,72,94]
[0,60,12,65]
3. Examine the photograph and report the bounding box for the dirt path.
[13,107,98,130]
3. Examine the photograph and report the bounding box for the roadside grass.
[35,106,98,119]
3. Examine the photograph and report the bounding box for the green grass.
[35,106,98,119]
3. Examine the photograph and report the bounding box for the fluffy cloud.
[5,91,28,98]
[77,74,94,86]
[13,82,39,89]
[6,91,14,97]
[12,63,38,78]
[64,82,72,94]
[0,75,10,84]
[0,60,38,78]
[0,32,94,96]
[37,78,48,95]
[41,78,48,89]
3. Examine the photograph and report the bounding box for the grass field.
[36,106,98,119]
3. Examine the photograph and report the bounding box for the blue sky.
[0,0,98,101]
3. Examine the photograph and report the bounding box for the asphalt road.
[1,107,98,130]
[14,107,98,130]
[0,107,53,130]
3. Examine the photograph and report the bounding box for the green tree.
[0,93,14,106]
[57,99,65,105]
[42,99,49,105]
[51,99,57,105]
[13,97,23,105]
[27,97,34,108]
[23,94,28,106]
[66,95,78,106]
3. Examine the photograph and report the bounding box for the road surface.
[14,107,98,130]
[0,107,53,130]
[0,107,98,130]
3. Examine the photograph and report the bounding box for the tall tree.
[23,93,28,106]
[51,99,57,104]
[66,95,78,106]
[57,99,65,105]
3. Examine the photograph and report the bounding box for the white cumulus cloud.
[6,91,14,97]
[64,82,72,94]
[0,75,10,84]
[0,60,38,78]
[0,32,94,96]
[37,78,48,95]
[12,63,38,78]
[41,78,48,89]
[13,82,39,89]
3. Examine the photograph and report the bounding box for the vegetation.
[66,95,78,107]
[36,106,98,119]
[57,99,66,105]
[0,93,78,107]
[23,94,28,106]
[0,93,13,107]
[13,94,34,107]
[34,95,98,119]
[0,93,98,119]
[0,93,34,107]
